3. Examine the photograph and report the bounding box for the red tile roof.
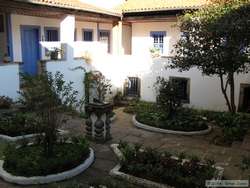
[118,0,209,13]
[15,0,121,16]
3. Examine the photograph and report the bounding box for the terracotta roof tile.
[15,0,121,16]
[119,0,209,13]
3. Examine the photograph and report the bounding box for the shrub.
[85,71,112,104]
[134,103,208,132]
[0,96,13,109]
[118,141,216,188]
[154,77,182,119]
[19,71,79,157]
[0,112,39,136]
[193,109,250,144]
[3,136,89,177]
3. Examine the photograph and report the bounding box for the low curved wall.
[0,148,94,185]
[133,116,212,136]
[0,129,69,142]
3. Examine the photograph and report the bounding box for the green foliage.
[137,107,208,132]
[195,109,250,144]
[118,142,216,188]
[85,71,112,104]
[0,111,39,137]
[0,96,13,109]
[240,155,250,171]
[128,101,208,132]
[154,77,182,119]
[172,0,250,113]
[3,136,89,177]
[18,71,79,157]
[113,91,124,106]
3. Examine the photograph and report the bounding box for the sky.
[80,0,125,9]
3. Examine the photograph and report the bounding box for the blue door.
[21,26,40,75]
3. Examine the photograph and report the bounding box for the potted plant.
[46,47,62,60]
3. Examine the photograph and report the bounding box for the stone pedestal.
[85,103,113,142]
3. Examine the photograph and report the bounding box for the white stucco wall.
[139,58,250,111]
[46,59,91,107]
[0,64,20,100]
[122,23,132,55]
[131,21,179,56]
[11,14,61,62]
[11,14,115,63]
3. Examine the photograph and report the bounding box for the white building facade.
[0,0,249,112]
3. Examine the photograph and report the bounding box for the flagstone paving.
[0,107,250,188]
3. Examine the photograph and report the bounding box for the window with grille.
[150,31,166,54]
[45,28,59,41]
[83,29,93,41]
[170,77,190,103]
[124,77,140,97]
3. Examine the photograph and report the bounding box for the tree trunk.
[219,74,232,112]
[228,72,236,113]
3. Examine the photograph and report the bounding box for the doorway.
[21,25,40,75]
[238,84,250,113]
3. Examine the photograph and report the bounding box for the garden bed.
[0,142,94,185]
[133,116,212,136]
[110,143,224,188]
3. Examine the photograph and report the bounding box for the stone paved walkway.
[0,108,250,188]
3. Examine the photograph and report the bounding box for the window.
[45,28,59,41]
[83,29,93,41]
[99,30,110,53]
[124,77,140,97]
[0,14,4,33]
[170,77,190,103]
[150,31,166,54]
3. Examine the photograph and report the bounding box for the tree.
[154,77,182,119]
[87,71,112,103]
[19,72,79,157]
[171,0,250,113]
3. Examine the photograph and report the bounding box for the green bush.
[118,141,216,188]
[133,102,208,132]
[3,136,89,177]
[0,112,40,137]
[193,109,250,144]
[0,96,13,109]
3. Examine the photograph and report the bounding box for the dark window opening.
[239,84,250,113]
[45,28,59,41]
[170,77,190,103]
[124,77,140,97]
[0,14,4,33]
[83,30,93,41]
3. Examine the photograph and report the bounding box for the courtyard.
[0,107,249,188]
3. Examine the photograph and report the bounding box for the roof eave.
[14,0,121,17]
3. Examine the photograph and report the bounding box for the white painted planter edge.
[132,115,212,136]
[0,129,69,142]
[0,148,94,185]
[110,144,224,188]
